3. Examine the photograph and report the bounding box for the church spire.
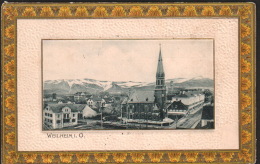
[154,44,166,120]
[156,44,165,77]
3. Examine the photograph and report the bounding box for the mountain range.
[43,76,213,95]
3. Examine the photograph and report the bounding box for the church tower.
[154,45,166,119]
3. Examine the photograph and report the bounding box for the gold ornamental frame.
[1,2,256,164]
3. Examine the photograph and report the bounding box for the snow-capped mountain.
[43,77,213,95]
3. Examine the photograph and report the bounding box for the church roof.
[128,90,155,103]
[156,47,165,77]
[121,97,128,104]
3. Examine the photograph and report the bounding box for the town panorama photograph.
[42,39,214,130]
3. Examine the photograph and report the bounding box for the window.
[50,120,52,123]
[45,113,47,116]
[57,114,60,118]
[57,120,61,124]
[64,113,69,119]
[73,114,75,117]
[45,118,47,121]
[50,114,52,117]
[72,119,76,122]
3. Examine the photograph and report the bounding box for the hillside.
[44,77,214,95]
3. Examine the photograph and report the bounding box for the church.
[121,46,167,121]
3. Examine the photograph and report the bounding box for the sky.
[43,39,214,82]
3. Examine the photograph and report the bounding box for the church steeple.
[155,44,166,87]
[156,45,165,78]
[154,44,167,120]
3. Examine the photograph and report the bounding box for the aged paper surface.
[17,18,238,151]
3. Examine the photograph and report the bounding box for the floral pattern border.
[1,3,255,164]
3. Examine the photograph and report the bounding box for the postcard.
[1,3,256,164]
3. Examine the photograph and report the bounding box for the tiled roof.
[46,104,87,113]
[167,100,188,110]
[92,96,102,101]
[172,93,205,106]
[121,97,128,104]
[128,90,155,103]
[104,97,113,102]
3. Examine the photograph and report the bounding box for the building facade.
[121,46,166,121]
[121,90,160,121]
[43,103,99,129]
[167,92,205,116]
[200,105,214,128]
[43,104,79,129]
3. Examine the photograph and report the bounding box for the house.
[86,98,94,108]
[43,104,99,129]
[166,91,205,117]
[81,105,97,119]
[74,92,88,103]
[93,96,106,106]
[87,96,106,111]
[166,100,188,114]
[200,105,214,128]
[43,104,79,129]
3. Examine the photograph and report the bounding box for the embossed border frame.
[1,3,256,164]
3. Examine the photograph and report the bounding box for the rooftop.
[45,104,87,113]
[128,90,155,103]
